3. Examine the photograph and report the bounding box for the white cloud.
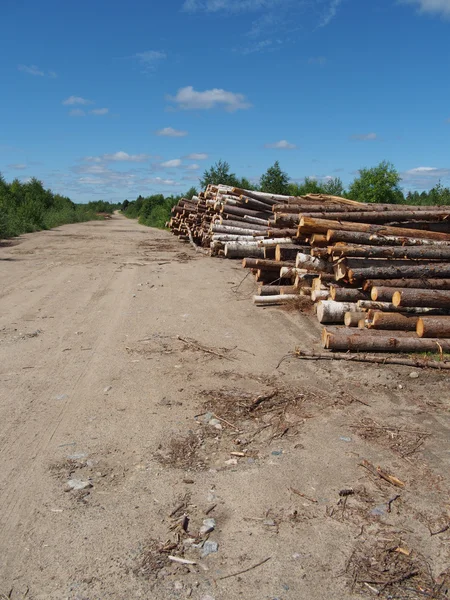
[183,0,284,13]
[156,127,188,137]
[90,108,109,115]
[239,39,273,54]
[161,159,182,168]
[18,64,44,76]
[144,177,182,186]
[350,132,377,141]
[168,86,251,112]
[400,0,450,17]
[103,151,149,162]
[7,163,27,169]
[186,164,200,170]
[63,96,93,106]
[401,166,450,189]
[319,0,343,27]
[265,139,297,149]
[134,50,166,71]
[69,109,86,117]
[185,153,208,160]
[308,56,327,66]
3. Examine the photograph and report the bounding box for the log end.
[392,290,402,308]
[416,318,425,338]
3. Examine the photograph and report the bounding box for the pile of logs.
[169,185,450,355]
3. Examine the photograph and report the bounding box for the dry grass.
[352,418,431,458]
[156,431,206,470]
[346,539,450,598]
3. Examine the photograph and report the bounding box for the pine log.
[316,301,358,324]
[267,228,298,237]
[280,267,308,278]
[348,263,450,283]
[299,217,450,241]
[330,286,368,302]
[368,311,419,331]
[331,244,450,260]
[392,288,450,309]
[224,244,265,258]
[253,294,299,306]
[311,290,329,302]
[310,234,328,247]
[357,300,447,315]
[221,205,269,219]
[292,350,450,370]
[275,245,303,262]
[242,258,295,270]
[327,229,450,247]
[344,312,367,327]
[417,316,450,338]
[371,286,396,302]
[323,331,450,353]
[363,278,450,291]
[296,252,333,273]
[274,213,301,227]
[305,210,450,223]
[243,215,270,226]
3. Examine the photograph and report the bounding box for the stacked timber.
[169,184,450,354]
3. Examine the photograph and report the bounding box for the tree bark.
[275,245,304,262]
[310,234,328,247]
[329,286,368,302]
[299,217,450,241]
[304,210,450,223]
[224,244,265,259]
[330,244,450,260]
[211,225,268,236]
[323,331,450,353]
[296,252,333,273]
[348,263,450,283]
[417,316,450,338]
[253,294,299,306]
[311,290,329,302]
[316,301,358,324]
[392,288,450,309]
[368,311,419,331]
[242,258,295,270]
[326,229,450,247]
[280,267,308,278]
[370,286,396,302]
[363,278,450,290]
[293,350,450,370]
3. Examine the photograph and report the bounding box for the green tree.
[260,161,290,195]
[200,160,240,188]
[348,161,403,204]
[185,186,198,200]
[322,177,345,197]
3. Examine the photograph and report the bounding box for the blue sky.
[1,0,449,202]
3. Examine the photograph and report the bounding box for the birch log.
[316,301,358,324]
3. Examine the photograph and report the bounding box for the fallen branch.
[289,349,450,370]
[360,459,405,488]
[186,226,209,255]
[430,524,450,536]
[177,336,235,361]
[290,487,318,503]
[217,557,272,581]
[168,556,197,565]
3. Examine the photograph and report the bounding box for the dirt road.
[1,215,449,599]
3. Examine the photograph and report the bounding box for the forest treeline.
[0,174,119,239]
[121,159,450,230]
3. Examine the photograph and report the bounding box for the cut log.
[348,263,450,283]
[242,258,295,271]
[311,290,329,302]
[392,288,450,309]
[357,300,447,315]
[306,210,450,224]
[293,350,450,370]
[417,316,450,338]
[363,278,450,291]
[370,286,396,302]
[316,301,358,324]
[296,252,333,273]
[368,311,419,331]
[323,331,450,353]
[330,244,450,260]
[224,244,265,259]
[299,217,450,241]
[310,234,328,247]
[344,311,367,327]
[329,286,368,302]
[211,225,268,236]
[253,294,299,306]
[258,285,284,296]
[327,229,450,247]
[275,245,303,262]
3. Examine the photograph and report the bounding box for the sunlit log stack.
[169,184,450,354]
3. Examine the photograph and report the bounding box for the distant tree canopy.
[348,160,403,204]
[0,173,119,239]
[260,161,290,195]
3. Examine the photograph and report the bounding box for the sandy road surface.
[1,214,450,600]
